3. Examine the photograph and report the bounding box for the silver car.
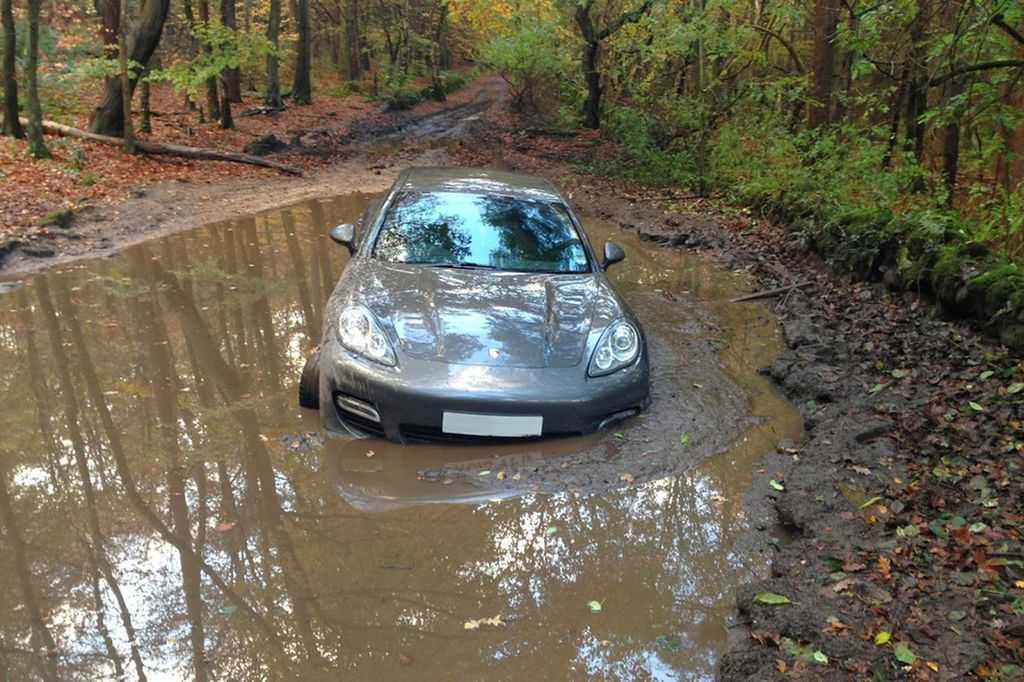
[299,167,649,442]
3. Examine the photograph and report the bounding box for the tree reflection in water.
[0,194,799,680]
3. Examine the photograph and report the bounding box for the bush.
[480,21,578,126]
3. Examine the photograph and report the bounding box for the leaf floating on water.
[769,479,785,492]
[496,471,507,480]
[215,521,235,533]
[220,605,239,616]
[874,631,891,646]
[753,592,791,605]
[463,615,504,630]
[545,526,557,536]
[587,600,603,613]
[478,470,491,477]
[365,450,375,458]
[614,432,624,440]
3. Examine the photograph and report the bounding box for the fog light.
[335,394,381,423]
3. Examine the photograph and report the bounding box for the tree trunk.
[1,0,22,138]
[576,3,601,129]
[198,0,220,120]
[808,0,838,128]
[88,0,171,135]
[221,0,242,101]
[941,79,963,207]
[265,0,283,106]
[119,0,135,154]
[292,0,312,104]
[345,0,361,80]
[25,0,48,158]
[23,117,302,174]
[219,81,234,129]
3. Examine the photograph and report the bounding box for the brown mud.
[0,183,801,680]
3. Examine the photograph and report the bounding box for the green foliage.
[377,73,423,110]
[480,20,578,126]
[149,21,277,101]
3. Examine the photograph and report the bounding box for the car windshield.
[372,191,591,273]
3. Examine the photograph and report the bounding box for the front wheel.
[298,348,321,410]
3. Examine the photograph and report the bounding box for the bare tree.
[25,0,48,157]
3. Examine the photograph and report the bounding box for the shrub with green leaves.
[480,20,577,126]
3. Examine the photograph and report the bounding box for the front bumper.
[318,339,649,443]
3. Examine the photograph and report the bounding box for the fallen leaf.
[365,449,375,458]
[769,479,785,492]
[620,473,635,484]
[680,432,690,446]
[874,631,891,645]
[877,555,892,580]
[1008,382,1024,394]
[775,659,787,673]
[812,651,828,665]
[894,644,916,665]
[545,526,557,536]
[587,600,603,613]
[926,661,939,672]
[968,401,984,412]
[215,521,235,533]
[496,471,506,480]
[860,495,882,509]
[464,615,504,630]
[753,592,791,605]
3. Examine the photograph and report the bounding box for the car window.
[372,191,591,273]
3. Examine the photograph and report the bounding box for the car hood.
[338,261,623,368]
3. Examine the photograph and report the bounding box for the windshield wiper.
[427,262,502,270]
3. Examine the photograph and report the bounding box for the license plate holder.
[441,412,543,437]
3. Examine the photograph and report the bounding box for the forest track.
[0,77,508,278]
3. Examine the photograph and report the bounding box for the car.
[298,167,649,443]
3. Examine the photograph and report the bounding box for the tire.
[298,348,321,410]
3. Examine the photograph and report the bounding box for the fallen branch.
[21,117,302,176]
[731,281,813,303]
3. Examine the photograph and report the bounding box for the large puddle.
[0,192,801,680]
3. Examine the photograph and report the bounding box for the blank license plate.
[442,412,543,437]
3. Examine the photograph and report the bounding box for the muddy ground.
[3,78,1021,679]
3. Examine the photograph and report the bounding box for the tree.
[25,0,47,157]
[572,0,654,129]
[198,0,220,120]
[292,0,312,104]
[89,0,171,135]
[119,0,136,153]
[1,0,22,138]
[265,0,283,106]
[221,0,241,101]
[808,0,838,128]
[345,0,362,80]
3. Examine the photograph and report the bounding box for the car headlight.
[337,305,397,367]
[588,320,640,377]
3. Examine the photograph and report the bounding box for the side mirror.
[329,224,356,254]
[602,241,625,270]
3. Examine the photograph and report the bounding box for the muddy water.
[0,193,800,681]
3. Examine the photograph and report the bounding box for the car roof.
[396,167,564,203]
